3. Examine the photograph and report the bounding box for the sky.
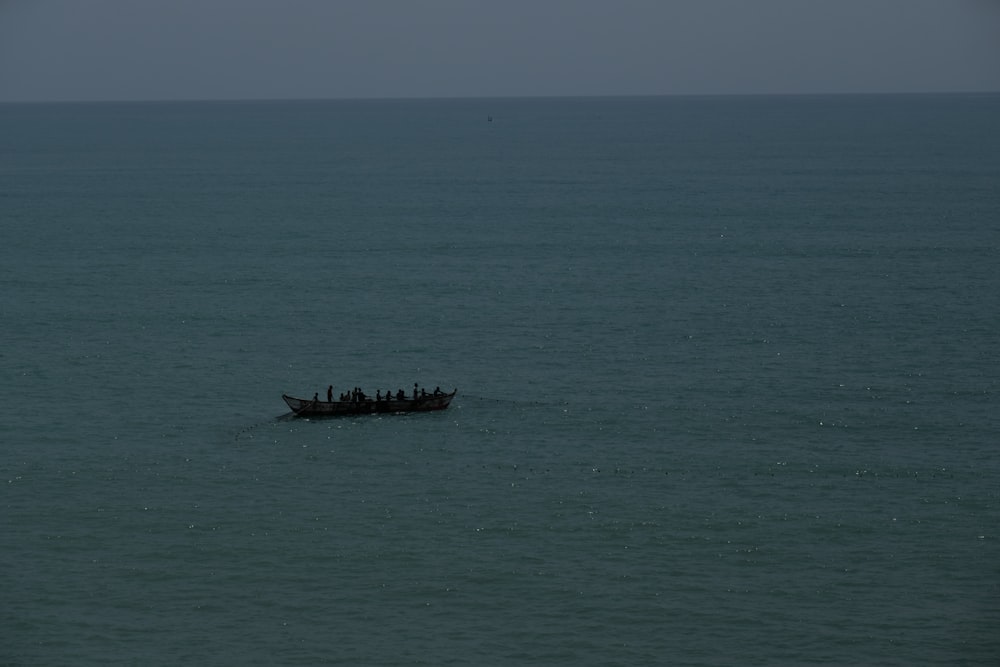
[0,0,998,102]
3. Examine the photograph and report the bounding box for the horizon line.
[2,89,999,106]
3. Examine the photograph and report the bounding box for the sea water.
[1,94,998,665]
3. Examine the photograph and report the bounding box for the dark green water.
[2,95,998,665]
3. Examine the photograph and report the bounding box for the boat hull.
[282,390,456,417]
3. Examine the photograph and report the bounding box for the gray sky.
[1,0,998,102]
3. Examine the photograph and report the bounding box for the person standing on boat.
[413,383,419,400]
[327,385,333,402]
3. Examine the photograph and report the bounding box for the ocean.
[1,94,998,665]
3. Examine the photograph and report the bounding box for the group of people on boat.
[315,383,447,404]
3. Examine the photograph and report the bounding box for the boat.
[282,389,457,417]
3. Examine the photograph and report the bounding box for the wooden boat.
[282,389,457,417]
